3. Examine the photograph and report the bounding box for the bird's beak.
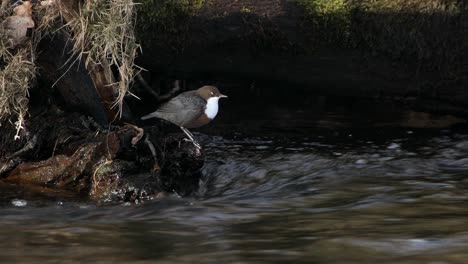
[219,94,228,98]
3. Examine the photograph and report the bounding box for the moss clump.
[351,0,462,56]
[296,0,352,44]
[295,0,466,88]
[137,0,204,26]
[296,0,463,50]
[350,0,465,87]
[356,0,461,13]
[136,0,205,50]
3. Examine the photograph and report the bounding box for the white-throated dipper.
[141,85,227,148]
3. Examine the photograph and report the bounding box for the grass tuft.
[63,0,140,116]
[0,1,37,139]
[1,0,140,138]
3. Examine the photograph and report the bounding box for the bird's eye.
[210,92,214,95]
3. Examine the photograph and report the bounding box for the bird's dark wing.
[153,91,206,126]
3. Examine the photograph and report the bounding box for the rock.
[1,109,205,203]
[6,155,73,185]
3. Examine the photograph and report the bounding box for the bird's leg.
[179,126,201,149]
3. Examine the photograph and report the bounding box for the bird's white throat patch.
[205,97,220,119]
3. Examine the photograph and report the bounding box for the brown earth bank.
[136,0,468,117]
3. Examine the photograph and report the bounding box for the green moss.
[349,0,464,68]
[297,0,350,18]
[240,6,252,13]
[296,0,463,49]
[296,0,464,69]
[292,0,467,90]
[138,0,200,25]
[296,0,352,45]
[133,0,465,89]
[136,0,205,48]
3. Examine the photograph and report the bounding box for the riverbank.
[137,0,467,116]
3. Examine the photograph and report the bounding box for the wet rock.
[89,131,205,202]
[6,132,120,188]
[89,160,160,202]
[399,111,466,128]
[7,155,73,185]
[135,129,205,197]
[1,109,205,203]
[158,135,205,196]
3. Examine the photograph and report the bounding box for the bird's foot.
[193,140,202,150]
[193,141,202,156]
[181,138,202,150]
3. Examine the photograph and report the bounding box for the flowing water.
[2,92,468,263]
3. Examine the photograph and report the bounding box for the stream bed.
[1,92,468,263]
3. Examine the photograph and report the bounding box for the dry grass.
[0,2,66,139]
[0,46,36,140]
[0,0,139,140]
[62,0,140,116]
[0,1,37,139]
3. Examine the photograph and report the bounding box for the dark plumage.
[141,85,227,148]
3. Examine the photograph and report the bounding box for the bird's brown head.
[196,85,228,100]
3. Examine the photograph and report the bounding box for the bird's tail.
[141,111,161,120]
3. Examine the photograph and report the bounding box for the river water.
[1,93,468,263]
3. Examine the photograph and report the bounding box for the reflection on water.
[2,120,468,263]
